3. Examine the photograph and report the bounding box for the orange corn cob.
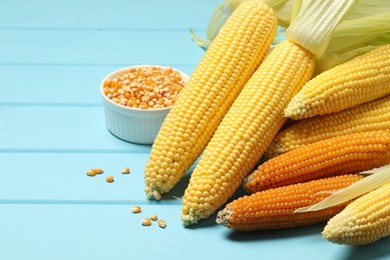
[217,174,364,231]
[244,130,390,193]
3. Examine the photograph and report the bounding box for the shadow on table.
[160,173,191,201]
[159,158,201,201]
[156,152,259,203]
[342,236,390,260]
[226,223,324,242]
[186,186,253,229]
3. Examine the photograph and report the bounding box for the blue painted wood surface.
[1,1,390,259]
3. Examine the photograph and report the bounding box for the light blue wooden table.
[1,1,390,259]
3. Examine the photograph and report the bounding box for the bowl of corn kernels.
[101,65,189,144]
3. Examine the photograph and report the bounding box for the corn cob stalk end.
[181,211,197,226]
[216,207,233,227]
[144,186,162,200]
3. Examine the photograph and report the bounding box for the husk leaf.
[295,164,390,213]
[193,0,390,73]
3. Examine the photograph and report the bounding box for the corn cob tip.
[322,181,390,245]
[322,212,364,245]
[216,207,232,227]
[144,187,162,200]
[264,140,285,159]
[322,220,346,245]
[182,203,225,226]
[284,93,309,120]
[242,175,251,188]
[181,212,200,226]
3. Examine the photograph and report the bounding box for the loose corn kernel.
[150,214,158,221]
[141,218,151,226]
[86,169,96,176]
[181,39,315,226]
[217,174,363,231]
[121,167,130,174]
[144,0,278,201]
[158,220,167,229]
[94,167,104,174]
[285,44,390,119]
[105,175,114,183]
[323,182,390,245]
[103,66,186,109]
[244,130,390,193]
[132,206,142,213]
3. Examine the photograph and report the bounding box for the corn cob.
[323,182,390,245]
[285,44,390,120]
[144,0,278,200]
[244,130,390,193]
[217,174,363,231]
[181,39,315,225]
[266,95,390,159]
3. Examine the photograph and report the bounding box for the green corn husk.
[193,0,390,73]
[190,0,290,50]
[286,0,357,58]
[190,0,244,50]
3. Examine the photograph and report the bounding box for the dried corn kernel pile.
[103,66,185,109]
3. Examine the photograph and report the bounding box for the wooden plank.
[0,153,190,203]
[0,106,151,152]
[0,0,216,30]
[0,204,353,260]
[0,65,196,105]
[0,30,205,65]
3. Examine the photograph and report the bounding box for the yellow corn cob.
[217,174,364,231]
[181,39,315,225]
[245,130,390,193]
[285,44,390,120]
[265,95,390,159]
[144,0,278,199]
[323,182,390,245]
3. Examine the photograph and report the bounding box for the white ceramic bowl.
[101,65,190,145]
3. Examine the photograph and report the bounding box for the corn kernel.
[94,167,104,174]
[150,214,158,221]
[142,218,151,226]
[121,167,130,174]
[158,220,167,229]
[86,169,96,177]
[105,175,114,183]
[132,206,141,213]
